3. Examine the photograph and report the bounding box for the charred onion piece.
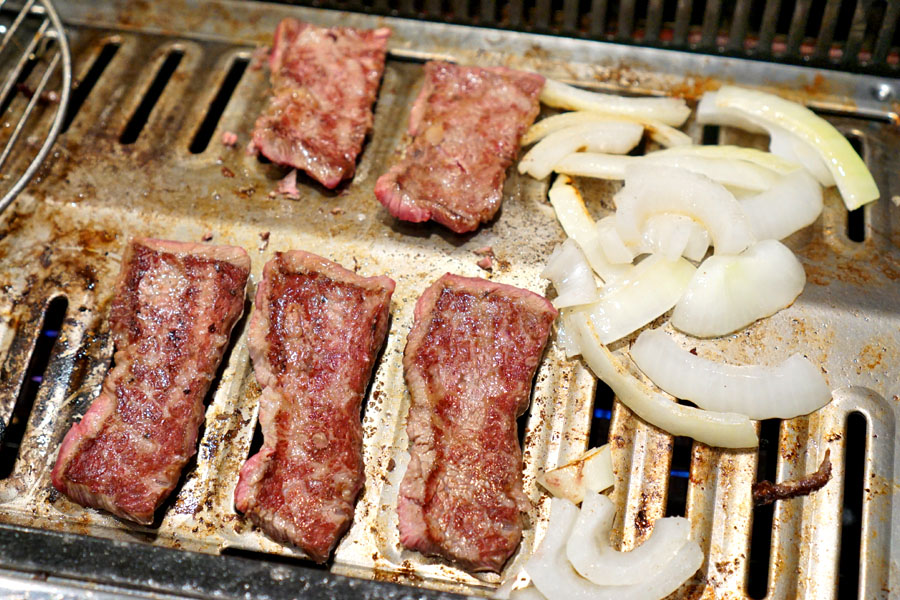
[752,449,832,506]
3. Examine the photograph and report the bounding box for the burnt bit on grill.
[753,449,832,507]
[222,166,235,178]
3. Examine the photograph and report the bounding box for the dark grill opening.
[746,418,782,599]
[664,435,692,517]
[221,546,330,570]
[588,379,614,448]
[844,133,866,242]
[0,41,44,117]
[120,49,184,145]
[0,296,68,480]
[701,124,720,145]
[62,40,121,133]
[190,56,250,154]
[266,0,899,74]
[837,411,866,599]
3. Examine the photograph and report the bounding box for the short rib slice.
[398,274,556,572]
[234,251,394,562]
[52,238,250,524]
[375,62,544,233]
[251,19,391,189]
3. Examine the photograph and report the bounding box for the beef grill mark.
[51,238,250,524]
[375,62,544,234]
[752,449,833,506]
[397,274,556,572]
[250,19,390,189]
[234,251,394,563]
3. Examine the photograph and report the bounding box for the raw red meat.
[398,274,556,572]
[52,238,250,524]
[234,251,394,562]
[250,20,390,189]
[375,62,544,233]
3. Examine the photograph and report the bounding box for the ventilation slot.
[701,125,720,145]
[62,41,120,133]
[838,411,866,598]
[189,56,249,154]
[0,42,43,117]
[589,379,614,448]
[221,546,329,570]
[746,418,781,599]
[120,49,184,145]
[844,133,866,243]
[664,435,692,517]
[1,296,68,479]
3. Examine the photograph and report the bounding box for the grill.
[0,0,898,598]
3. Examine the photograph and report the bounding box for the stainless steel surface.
[0,0,72,213]
[0,0,897,598]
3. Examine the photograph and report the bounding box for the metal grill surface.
[0,1,898,598]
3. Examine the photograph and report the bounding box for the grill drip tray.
[0,1,897,598]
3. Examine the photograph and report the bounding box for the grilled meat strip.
[375,62,544,234]
[753,449,832,506]
[398,274,556,572]
[251,19,391,189]
[52,239,250,524]
[234,251,394,562]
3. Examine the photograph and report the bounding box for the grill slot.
[837,411,866,599]
[62,39,120,133]
[664,434,691,517]
[189,56,249,154]
[119,48,184,145]
[746,418,780,599]
[0,296,67,480]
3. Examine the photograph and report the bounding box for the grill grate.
[0,1,897,599]
[261,0,900,76]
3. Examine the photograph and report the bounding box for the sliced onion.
[631,329,832,420]
[555,314,582,358]
[566,492,696,588]
[521,111,692,148]
[541,79,691,127]
[554,151,779,192]
[508,586,546,600]
[712,86,878,210]
[569,315,758,448]
[672,239,806,337]
[538,445,614,504]
[697,92,766,133]
[768,128,835,186]
[572,254,695,345]
[595,216,635,264]
[519,122,644,179]
[654,144,801,175]
[637,214,709,262]
[614,164,756,255]
[526,497,703,600]
[549,176,630,282]
[741,169,823,241]
[542,240,601,308]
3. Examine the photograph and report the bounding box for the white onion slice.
[538,445,614,504]
[712,86,878,210]
[548,176,630,282]
[519,122,644,179]
[521,111,692,148]
[555,314,582,358]
[595,216,635,264]
[541,79,691,127]
[566,492,695,587]
[768,128,835,186]
[697,92,766,133]
[542,240,601,308]
[554,151,778,192]
[569,316,758,448]
[672,239,806,337]
[654,144,801,175]
[614,164,756,256]
[741,169,823,241]
[508,586,546,600]
[572,255,695,344]
[526,498,703,600]
[637,214,705,262]
[631,329,832,420]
